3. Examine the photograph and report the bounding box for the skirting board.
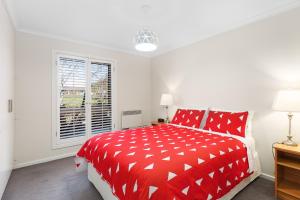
[13,152,76,169]
[260,173,275,181]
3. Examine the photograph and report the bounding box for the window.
[52,53,115,148]
[91,62,112,134]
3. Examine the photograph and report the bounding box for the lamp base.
[165,117,170,124]
[282,136,298,146]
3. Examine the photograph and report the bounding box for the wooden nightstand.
[151,121,165,126]
[274,144,300,200]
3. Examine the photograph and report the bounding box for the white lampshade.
[160,94,173,106]
[273,90,300,112]
[134,29,159,52]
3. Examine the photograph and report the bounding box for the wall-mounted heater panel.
[121,110,142,129]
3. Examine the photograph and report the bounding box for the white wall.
[0,0,15,198]
[15,32,151,167]
[151,7,300,177]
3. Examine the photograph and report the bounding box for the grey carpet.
[2,157,275,200]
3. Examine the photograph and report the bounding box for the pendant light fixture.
[134,4,159,52]
[134,29,159,52]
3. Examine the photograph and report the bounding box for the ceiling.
[4,0,300,56]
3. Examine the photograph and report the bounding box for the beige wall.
[0,0,15,198]
[151,7,300,177]
[15,32,151,167]
[13,4,300,178]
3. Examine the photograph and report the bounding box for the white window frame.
[52,50,117,149]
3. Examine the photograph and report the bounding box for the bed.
[76,108,261,200]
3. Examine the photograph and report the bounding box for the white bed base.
[88,152,261,200]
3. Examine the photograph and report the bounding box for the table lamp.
[272,90,300,146]
[160,94,173,123]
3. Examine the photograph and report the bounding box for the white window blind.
[53,54,114,148]
[58,57,87,140]
[91,62,112,134]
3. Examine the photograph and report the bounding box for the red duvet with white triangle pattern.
[77,124,251,200]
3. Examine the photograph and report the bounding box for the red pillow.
[171,109,205,128]
[204,111,249,137]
